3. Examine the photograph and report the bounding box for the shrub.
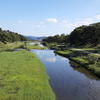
[82,54,98,64]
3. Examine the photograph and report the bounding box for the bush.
[82,54,98,64]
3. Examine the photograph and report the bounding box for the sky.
[0,0,100,37]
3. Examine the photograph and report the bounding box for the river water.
[30,49,100,100]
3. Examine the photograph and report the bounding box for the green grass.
[0,50,55,100]
[55,49,100,78]
[0,42,25,52]
[22,44,46,50]
[75,47,100,53]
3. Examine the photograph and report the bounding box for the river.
[30,49,100,100]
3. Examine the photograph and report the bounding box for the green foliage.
[82,54,98,64]
[0,28,28,44]
[34,43,39,46]
[0,42,24,52]
[22,44,46,50]
[43,22,100,47]
[42,33,70,44]
[0,50,55,100]
[69,22,100,46]
[55,49,100,78]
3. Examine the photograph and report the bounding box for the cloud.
[62,20,69,23]
[85,18,93,22]
[43,25,45,27]
[45,57,56,62]
[46,18,57,23]
[13,24,15,26]
[41,22,44,24]
[60,18,93,28]
[35,25,40,27]
[18,21,34,24]
[96,15,100,20]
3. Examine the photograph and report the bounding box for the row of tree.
[43,22,100,46]
[0,28,28,44]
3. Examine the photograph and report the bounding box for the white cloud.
[41,22,44,24]
[62,20,69,23]
[18,21,34,24]
[45,57,56,62]
[13,24,15,26]
[43,25,45,27]
[85,18,93,21]
[46,18,57,23]
[96,15,100,20]
[35,25,40,27]
[60,18,93,28]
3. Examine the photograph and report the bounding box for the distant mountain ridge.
[23,35,47,40]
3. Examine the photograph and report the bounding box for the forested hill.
[0,28,28,44]
[43,22,100,47]
[23,35,47,41]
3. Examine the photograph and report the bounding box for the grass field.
[0,50,55,100]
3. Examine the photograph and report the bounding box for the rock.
[89,82,92,84]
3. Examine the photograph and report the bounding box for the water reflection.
[31,49,100,100]
[46,57,56,62]
[35,52,40,54]
[69,61,99,80]
[61,57,67,61]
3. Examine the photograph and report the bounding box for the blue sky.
[0,0,100,36]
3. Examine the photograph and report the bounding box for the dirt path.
[73,48,100,56]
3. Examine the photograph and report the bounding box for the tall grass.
[0,50,55,100]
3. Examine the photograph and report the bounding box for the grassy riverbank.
[55,49,100,78]
[22,43,46,50]
[0,41,25,52]
[0,50,55,100]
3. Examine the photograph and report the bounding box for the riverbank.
[0,41,25,52]
[55,49,100,78]
[22,43,46,50]
[0,50,55,100]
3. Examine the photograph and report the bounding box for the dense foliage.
[43,22,100,46]
[69,22,100,46]
[0,28,28,44]
[43,33,70,44]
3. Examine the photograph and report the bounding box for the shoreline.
[55,49,100,78]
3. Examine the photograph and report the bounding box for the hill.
[23,35,47,41]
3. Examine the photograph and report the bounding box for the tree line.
[0,28,28,44]
[43,22,100,46]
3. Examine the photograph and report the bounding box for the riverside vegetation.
[0,41,25,52]
[0,27,55,99]
[42,42,100,78]
[21,43,46,50]
[42,22,100,78]
[0,49,55,100]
